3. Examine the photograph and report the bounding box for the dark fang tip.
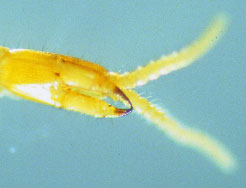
[114,87,133,117]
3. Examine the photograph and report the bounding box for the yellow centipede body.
[0,15,238,173]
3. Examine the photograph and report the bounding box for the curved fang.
[113,87,133,117]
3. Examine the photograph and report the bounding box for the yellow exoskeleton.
[0,15,238,173]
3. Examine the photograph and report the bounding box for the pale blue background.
[0,1,245,187]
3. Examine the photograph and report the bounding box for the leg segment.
[51,86,131,118]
